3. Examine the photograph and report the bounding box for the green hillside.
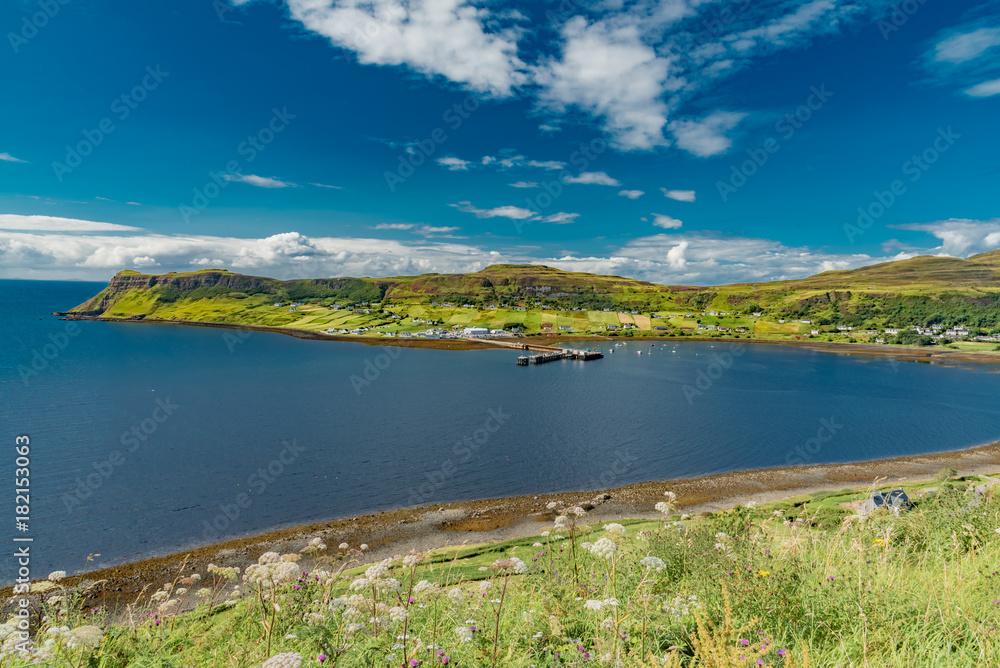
[63,255,1000,350]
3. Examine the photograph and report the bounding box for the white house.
[463,326,488,336]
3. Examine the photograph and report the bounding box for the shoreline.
[17,438,1000,605]
[54,313,1000,365]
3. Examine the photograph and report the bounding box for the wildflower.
[158,599,179,614]
[773,510,784,517]
[746,501,757,509]
[540,531,550,537]
[740,639,750,646]
[389,606,409,623]
[403,553,422,567]
[150,590,169,603]
[546,501,559,510]
[339,542,349,549]
[639,556,665,572]
[455,626,474,643]
[600,617,616,631]
[491,557,528,574]
[757,571,770,578]
[584,600,604,611]
[448,588,463,603]
[47,571,67,583]
[413,580,437,594]
[602,523,626,535]
[318,655,327,663]
[306,612,327,626]
[360,544,369,551]
[258,552,281,564]
[533,542,543,547]
[570,506,587,517]
[586,537,617,560]
[63,626,103,650]
[280,553,301,562]
[207,564,240,581]
[995,528,1000,535]
[872,538,885,546]
[262,652,303,668]
[654,502,671,514]
[663,491,677,502]
[479,581,492,593]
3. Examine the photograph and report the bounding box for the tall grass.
[2,480,998,667]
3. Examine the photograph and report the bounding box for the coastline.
[54,313,1000,365]
[18,438,1000,606]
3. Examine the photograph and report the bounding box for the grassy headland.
[59,252,1000,354]
[6,471,1000,666]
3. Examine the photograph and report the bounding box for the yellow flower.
[757,570,771,578]
[872,538,885,545]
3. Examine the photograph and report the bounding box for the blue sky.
[1,0,998,284]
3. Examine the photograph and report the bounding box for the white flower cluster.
[602,523,626,535]
[413,580,437,594]
[47,571,67,583]
[491,557,528,574]
[654,502,672,515]
[207,564,240,581]
[262,652,303,668]
[640,556,665,572]
[301,537,327,554]
[402,553,422,567]
[455,626,474,643]
[585,537,617,560]
[258,552,281,564]
[584,598,619,611]
[388,606,409,623]
[243,561,299,587]
[448,588,464,603]
[663,594,701,617]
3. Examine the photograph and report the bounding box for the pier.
[516,349,604,365]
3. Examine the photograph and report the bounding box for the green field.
[67,255,1000,351]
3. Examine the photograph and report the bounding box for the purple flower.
[318,655,327,662]
[740,639,749,646]
[778,648,788,656]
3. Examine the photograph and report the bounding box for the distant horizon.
[7,246,999,289]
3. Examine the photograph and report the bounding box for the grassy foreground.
[3,476,1000,667]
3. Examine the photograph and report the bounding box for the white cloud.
[564,171,621,186]
[666,241,688,270]
[661,188,695,202]
[283,0,527,96]
[437,156,471,171]
[132,256,160,267]
[5,223,980,285]
[269,0,895,154]
[418,225,460,235]
[526,160,566,170]
[891,218,1000,257]
[509,181,538,188]
[0,152,27,163]
[449,201,537,220]
[0,214,142,233]
[222,174,296,188]
[310,182,343,189]
[668,111,746,157]
[374,223,416,230]
[965,78,1000,98]
[541,212,580,224]
[934,27,1000,64]
[652,213,683,229]
[619,190,644,199]
[534,16,673,150]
